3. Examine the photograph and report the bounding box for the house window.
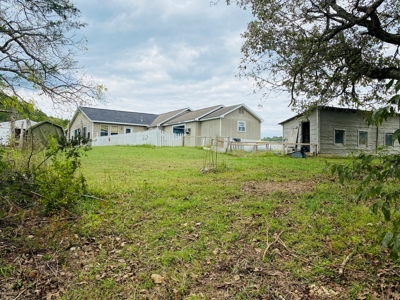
[173,125,185,135]
[385,133,393,146]
[111,125,118,135]
[125,127,133,134]
[100,125,108,136]
[238,121,246,132]
[82,127,87,138]
[358,131,368,146]
[74,128,80,137]
[334,129,345,144]
[239,107,245,114]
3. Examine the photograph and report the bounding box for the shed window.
[334,129,345,144]
[358,131,368,146]
[238,121,246,132]
[111,125,118,135]
[385,133,393,146]
[100,125,108,136]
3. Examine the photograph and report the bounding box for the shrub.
[0,135,91,215]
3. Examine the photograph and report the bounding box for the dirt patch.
[242,179,318,196]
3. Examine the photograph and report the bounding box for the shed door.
[301,122,310,143]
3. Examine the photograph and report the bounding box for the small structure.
[280,106,400,156]
[26,121,64,148]
[0,119,38,145]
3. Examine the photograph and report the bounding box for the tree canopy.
[229,0,400,110]
[0,0,103,108]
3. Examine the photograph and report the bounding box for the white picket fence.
[91,129,184,147]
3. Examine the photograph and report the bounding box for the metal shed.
[26,121,64,147]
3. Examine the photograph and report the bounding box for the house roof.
[163,105,223,125]
[200,103,264,122]
[79,107,158,126]
[149,108,191,127]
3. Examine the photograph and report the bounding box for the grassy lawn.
[1,146,399,299]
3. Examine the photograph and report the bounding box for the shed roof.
[79,107,158,126]
[278,106,366,125]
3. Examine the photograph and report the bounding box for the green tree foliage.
[0,0,105,107]
[0,98,69,128]
[262,136,282,142]
[228,0,400,110]
[329,80,400,259]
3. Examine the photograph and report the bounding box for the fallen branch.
[262,230,284,260]
[277,238,309,262]
[13,288,28,300]
[338,251,354,276]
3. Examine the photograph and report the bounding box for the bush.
[0,135,91,215]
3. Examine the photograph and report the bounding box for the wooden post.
[10,108,16,148]
[19,121,24,148]
[182,136,185,147]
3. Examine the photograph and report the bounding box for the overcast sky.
[42,0,296,137]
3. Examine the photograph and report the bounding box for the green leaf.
[390,233,400,260]
[388,94,400,106]
[381,232,394,248]
[382,202,391,221]
[386,79,394,90]
[386,79,394,91]
[393,129,400,144]
[393,233,400,251]
[390,248,399,260]
[357,190,367,201]
[395,80,400,93]
[371,202,379,214]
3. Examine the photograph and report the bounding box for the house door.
[301,122,310,143]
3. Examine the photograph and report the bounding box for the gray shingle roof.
[80,107,158,126]
[164,105,223,125]
[149,108,191,127]
[199,105,241,120]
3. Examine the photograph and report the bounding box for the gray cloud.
[38,0,295,137]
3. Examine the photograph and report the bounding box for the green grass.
[2,146,397,299]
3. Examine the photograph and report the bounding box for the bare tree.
[0,0,104,107]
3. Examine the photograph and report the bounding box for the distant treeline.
[261,136,282,142]
[0,101,69,128]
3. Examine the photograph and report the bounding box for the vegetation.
[328,80,400,260]
[0,136,90,215]
[229,0,400,110]
[262,136,282,142]
[0,100,69,128]
[0,0,105,107]
[1,146,399,299]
